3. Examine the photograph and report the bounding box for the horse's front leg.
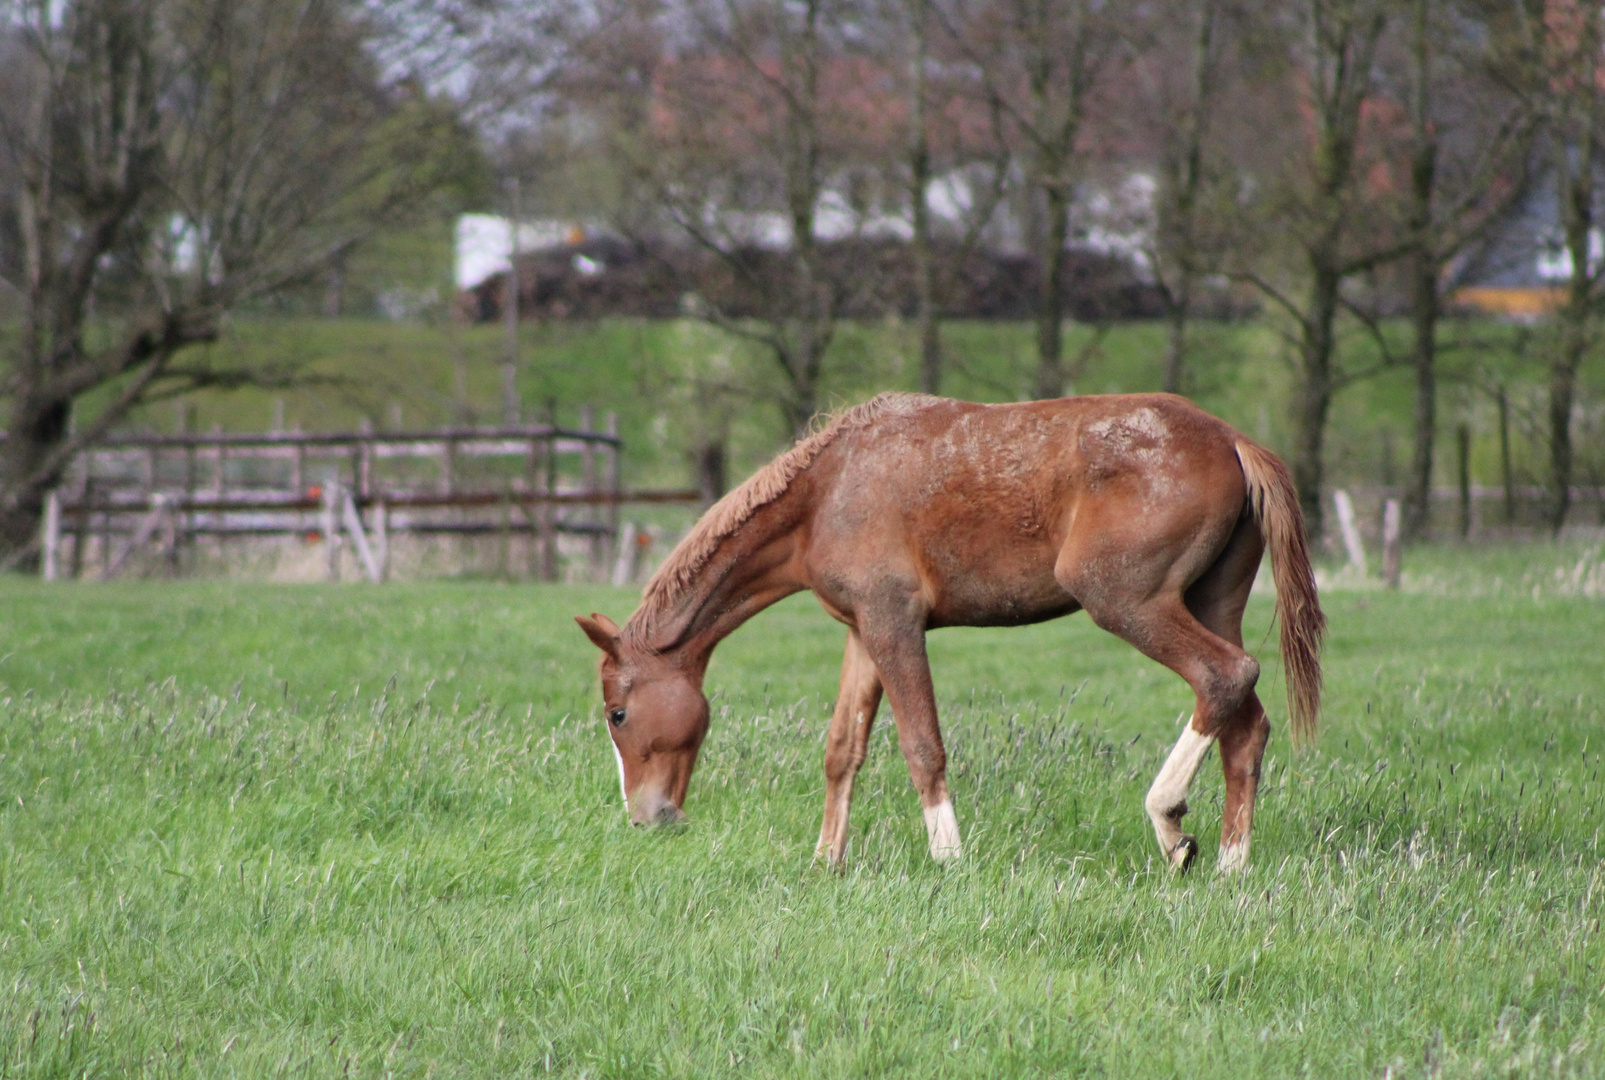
[816,629,884,867]
[857,618,961,862]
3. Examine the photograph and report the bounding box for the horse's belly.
[927,590,1080,628]
[923,545,1078,628]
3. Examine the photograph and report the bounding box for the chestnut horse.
[577,393,1323,873]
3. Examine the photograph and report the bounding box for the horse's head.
[575,612,709,826]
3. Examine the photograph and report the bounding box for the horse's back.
[804,394,1250,627]
[818,393,1245,520]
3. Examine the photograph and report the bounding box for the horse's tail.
[1235,440,1326,747]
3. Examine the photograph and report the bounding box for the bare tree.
[1147,0,1223,395]
[906,0,943,394]
[1227,0,1407,535]
[1537,4,1605,533]
[1476,0,1605,533]
[951,0,1127,400]
[1391,0,1532,539]
[670,0,841,437]
[861,0,1009,395]
[0,0,467,556]
[578,0,870,437]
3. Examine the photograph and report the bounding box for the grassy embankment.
[3,543,1604,1076]
[111,315,1584,502]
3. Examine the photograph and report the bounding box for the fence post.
[581,405,602,577]
[524,438,539,578]
[161,497,179,576]
[98,498,112,576]
[42,490,61,582]
[1333,490,1367,577]
[322,481,340,582]
[1497,386,1514,525]
[290,425,305,496]
[180,406,196,553]
[340,490,382,584]
[1381,498,1402,589]
[611,521,638,587]
[374,500,390,583]
[357,418,374,500]
[499,480,513,580]
[106,494,169,580]
[211,421,226,498]
[1456,423,1472,539]
[539,428,558,582]
[70,479,90,579]
[604,411,620,575]
[440,437,456,495]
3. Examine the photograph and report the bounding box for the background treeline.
[465,239,1177,323]
[4,0,1605,559]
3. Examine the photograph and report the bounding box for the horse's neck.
[634,503,808,667]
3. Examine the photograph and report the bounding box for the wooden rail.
[39,415,702,582]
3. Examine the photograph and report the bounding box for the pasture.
[2,550,1603,1077]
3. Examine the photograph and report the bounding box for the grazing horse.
[577,393,1323,873]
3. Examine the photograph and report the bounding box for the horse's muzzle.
[628,793,686,827]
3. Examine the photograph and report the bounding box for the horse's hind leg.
[1145,689,1266,873]
[1214,693,1269,872]
[816,629,884,866]
[1082,594,1259,872]
[1060,519,1262,873]
[1185,513,1271,873]
[1146,719,1216,871]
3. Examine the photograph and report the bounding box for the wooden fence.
[39,412,700,582]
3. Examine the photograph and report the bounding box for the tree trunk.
[1292,260,1340,537]
[1550,134,1595,535]
[0,393,72,558]
[1456,422,1471,538]
[1160,0,1216,397]
[909,0,942,396]
[1034,182,1073,399]
[1404,244,1438,540]
[1548,348,1579,534]
[777,332,824,440]
[1497,385,1513,523]
[916,277,942,396]
[781,239,828,438]
[1162,293,1190,395]
[695,440,727,506]
[1403,0,1439,541]
[782,0,827,440]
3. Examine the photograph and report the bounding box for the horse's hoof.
[1168,834,1198,873]
[814,842,848,872]
[1217,840,1249,874]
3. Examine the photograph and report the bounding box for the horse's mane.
[625,392,933,646]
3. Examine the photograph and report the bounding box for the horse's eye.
[608,708,626,727]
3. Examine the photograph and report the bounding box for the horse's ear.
[575,614,621,660]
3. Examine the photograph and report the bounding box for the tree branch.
[1335,290,1407,370]
[41,308,220,404]
[1229,269,1312,334]
[1,352,168,514]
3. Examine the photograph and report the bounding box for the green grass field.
[3,554,1604,1077]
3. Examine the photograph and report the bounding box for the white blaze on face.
[610,738,628,805]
